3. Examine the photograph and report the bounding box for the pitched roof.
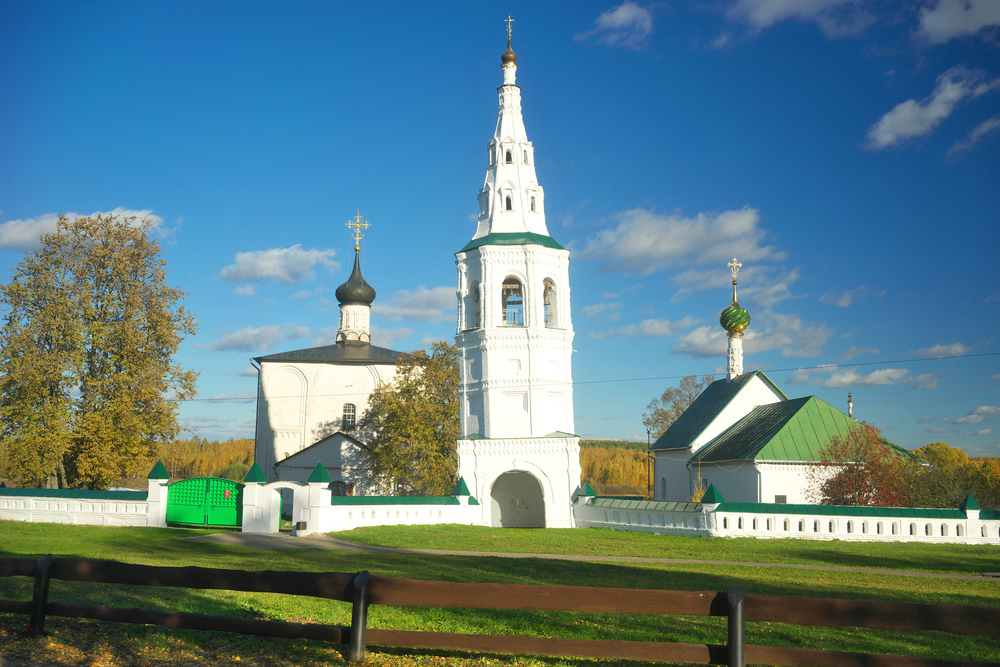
[459,232,565,253]
[254,340,401,365]
[691,395,911,463]
[649,371,787,452]
[279,431,368,465]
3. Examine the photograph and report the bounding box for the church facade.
[252,228,400,493]
[453,32,581,528]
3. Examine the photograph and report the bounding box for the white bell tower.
[454,22,581,528]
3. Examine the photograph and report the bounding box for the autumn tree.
[806,421,910,507]
[356,341,459,496]
[911,442,969,469]
[643,374,715,440]
[903,443,999,510]
[0,214,198,489]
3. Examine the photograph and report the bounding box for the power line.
[178,351,998,402]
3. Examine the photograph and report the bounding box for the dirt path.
[182,532,1000,581]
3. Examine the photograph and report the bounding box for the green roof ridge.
[452,477,471,496]
[960,493,981,512]
[308,461,331,484]
[244,462,267,483]
[459,232,564,253]
[700,483,725,503]
[147,460,169,480]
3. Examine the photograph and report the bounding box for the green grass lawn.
[333,523,1000,576]
[2,520,999,666]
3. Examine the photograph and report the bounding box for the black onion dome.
[335,251,376,305]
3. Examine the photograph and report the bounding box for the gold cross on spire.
[505,15,514,41]
[728,257,742,280]
[346,209,370,252]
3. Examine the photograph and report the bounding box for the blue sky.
[1,1,998,454]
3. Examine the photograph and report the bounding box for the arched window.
[506,196,512,210]
[501,278,524,326]
[530,196,536,211]
[505,150,512,164]
[523,149,528,163]
[543,278,556,328]
[342,403,356,430]
[465,281,481,329]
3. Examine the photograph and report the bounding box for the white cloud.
[838,345,880,361]
[916,0,1000,45]
[927,427,994,437]
[232,284,256,296]
[917,415,936,423]
[948,114,1000,157]
[582,302,622,323]
[910,342,973,357]
[589,316,700,340]
[820,284,872,307]
[196,324,309,352]
[671,312,832,359]
[575,206,785,276]
[371,326,415,349]
[957,405,1000,423]
[372,286,454,322]
[0,208,167,251]
[865,67,1000,150]
[670,264,800,307]
[726,0,875,38]
[225,367,259,377]
[574,1,654,50]
[905,373,941,390]
[820,367,911,388]
[218,244,339,285]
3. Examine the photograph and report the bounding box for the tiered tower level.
[454,27,580,528]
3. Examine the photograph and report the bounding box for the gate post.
[349,570,371,662]
[727,585,745,667]
[26,554,53,636]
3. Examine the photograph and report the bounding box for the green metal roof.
[585,497,702,512]
[960,493,981,511]
[716,501,967,519]
[981,510,1000,520]
[331,496,461,506]
[451,477,471,496]
[581,482,596,496]
[147,460,169,480]
[700,483,725,503]
[459,232,565,253]
[691,395,912,463]
[650,371,787,452]
[243,462,267,484]
[307,461,331,484]
[0,488,148,501]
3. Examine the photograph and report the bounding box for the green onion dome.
[720,300,751,335]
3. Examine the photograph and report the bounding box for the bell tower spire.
[454,23,580,529]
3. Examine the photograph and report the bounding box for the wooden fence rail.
[1,556,997,667]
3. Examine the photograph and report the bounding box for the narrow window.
[501,278,524,326]
[752,518,758,530]
[466,281,481,329]
[506,195,512,210]
[523,149,528,163]
[877,522,883,534]
[774,495,787,504]
[723,517,728,529]
[530,196,536,211]
[847,520,853,534]
[506,150,512,164]
[543,278,556,328]
[342,403,356,430]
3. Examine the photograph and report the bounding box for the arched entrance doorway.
[490,471,545,527]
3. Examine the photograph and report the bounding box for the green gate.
[165,477,244,527]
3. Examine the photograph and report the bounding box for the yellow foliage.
[155,438,254,480]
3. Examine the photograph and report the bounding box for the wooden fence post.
[26,554,54,636]
[727,585,745,667]
[349,570,371,662]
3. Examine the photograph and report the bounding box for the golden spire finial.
[505,15,514,44]
[728,257,742,302]
[346,209,370,253]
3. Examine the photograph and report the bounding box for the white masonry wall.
[573,497,1000,545]
[0,478,167,528]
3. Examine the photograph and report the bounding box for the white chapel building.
[651,261,910,504]
[252,236,400,494]
[453,32,582,528]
